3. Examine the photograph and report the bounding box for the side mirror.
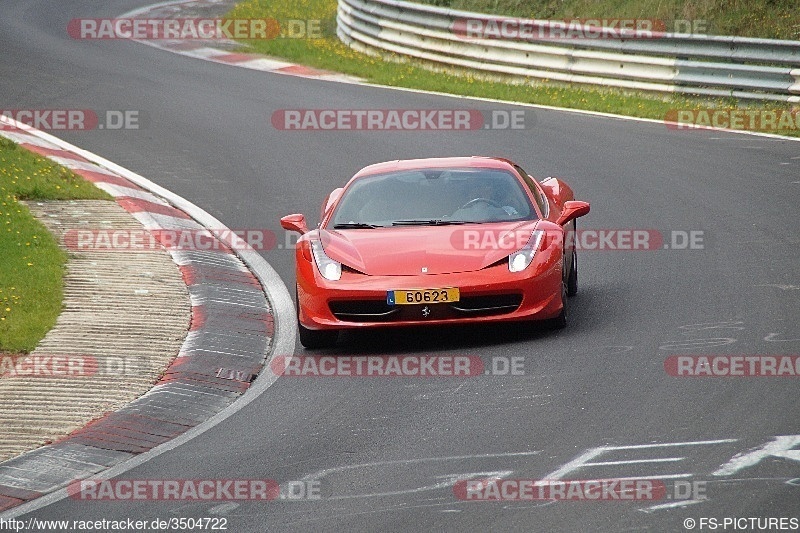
[280,214,309,234]
[556,201,590,226]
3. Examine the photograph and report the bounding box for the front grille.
[329,300,399,321]
[329,293,522,322]
[451,294,522,315]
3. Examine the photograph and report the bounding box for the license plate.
[387,288,460,305]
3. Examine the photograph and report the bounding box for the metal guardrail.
[337,0,800,102]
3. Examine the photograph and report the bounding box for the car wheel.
[298,322,339,349]
[551,283,568,330]
[567,249,578,296]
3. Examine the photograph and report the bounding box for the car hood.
[319,221,539,276]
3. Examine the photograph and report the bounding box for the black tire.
[298,322,339,349]
[551,283,568,330]
[567,248,578,296]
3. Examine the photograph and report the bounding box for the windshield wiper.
[332,222,383,229]
[391,219,469,226]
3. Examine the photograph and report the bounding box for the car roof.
[353,156,517,178]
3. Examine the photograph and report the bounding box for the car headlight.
[508,230,544,272]
[311,240,342,281]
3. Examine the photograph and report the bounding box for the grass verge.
[227,0,799,138]
[0,137,111,353]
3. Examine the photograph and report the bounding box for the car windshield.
[329,167,536,228]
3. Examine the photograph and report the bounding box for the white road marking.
[658,338,737,350]
[755,284,800,290]
[678,321,744,333]
[641,499,705,512]
[300,451,541,482]
[764,332,800,342]
[581,458,685,467]
[298,451,541,500]
[208,502,239,515]
[713,436,800,476]
[542,439,737,480]
[325,470,516,500]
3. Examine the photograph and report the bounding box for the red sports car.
[281,156,590,348]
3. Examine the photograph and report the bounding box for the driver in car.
[464,179,520,217]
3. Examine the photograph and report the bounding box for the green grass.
[0,137,111,353]
[227,0,799,138]
[419,0,800,41]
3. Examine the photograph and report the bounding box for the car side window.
[514,165,548,217]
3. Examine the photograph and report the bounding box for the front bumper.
[296,252,563,331]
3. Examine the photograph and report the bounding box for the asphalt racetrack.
[1,1,799,531]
